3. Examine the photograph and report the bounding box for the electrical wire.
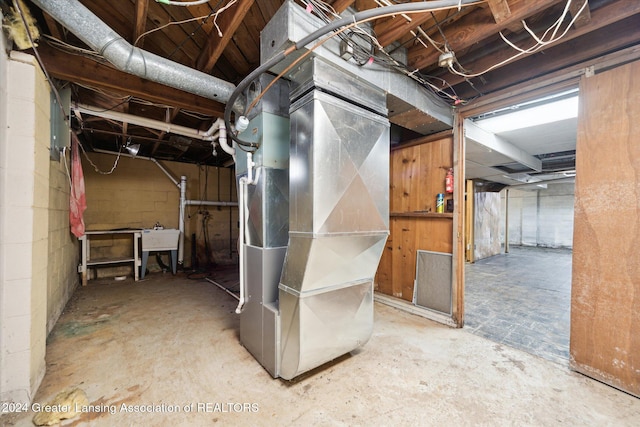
[61,146,73,190]
[134,12,218,47]
[77,136,123,175]
[224,0,481,149]
[13,0,68,124]
[43,34,106,61]
[449,0,589,78]
[211,0,237,37]
[167,0,225,59]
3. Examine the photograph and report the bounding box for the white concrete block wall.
[0,44,75,403]
[47,154,79,333]
[0,50,45,403]
[500,183,575,248]
[81,154,238,276]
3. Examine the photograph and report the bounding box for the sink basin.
[141,229,180,251]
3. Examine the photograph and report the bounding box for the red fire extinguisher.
[445,168,454,194]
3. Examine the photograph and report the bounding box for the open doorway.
[462,90,578,365]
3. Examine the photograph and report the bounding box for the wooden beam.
[152,108,182,156]
[375,12,433,48]
[355,0,378,12]
[408,0,562,70]
[447,1,640,93]
[570,0,591,28]
[43,11,64,41]
[331,0,355,14]
[486,0,511,24]
[133,0,149,47]
[452,114,465,327]
[195,0,255,73]
[37,44,225,116]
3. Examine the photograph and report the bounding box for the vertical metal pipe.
[505,188,510,254]
[179,176,187,264]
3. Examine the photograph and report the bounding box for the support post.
[505,188,510,253]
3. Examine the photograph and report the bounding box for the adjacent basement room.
[1,0,639,425]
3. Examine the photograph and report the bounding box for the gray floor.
[465,246,572,365]
[3,270,640,426]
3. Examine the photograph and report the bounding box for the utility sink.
[140,229,180,278]
[141,228,180,251]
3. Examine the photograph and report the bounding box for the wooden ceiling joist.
[37,44,225,116]
[195,0,255,73]
[486,0,511,24]
[42,11,65,41]
[331,0,356,14]
[570,0,591,29]
[445,1,640,91]
[408,0,561,71]
[133,0,149,47]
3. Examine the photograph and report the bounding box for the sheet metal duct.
[260,0,454,131]
[30,0,238,108]
[236,75,291,377]
[237,7,390,378]
[278,60,389,380]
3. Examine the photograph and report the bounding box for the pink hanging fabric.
[69,133,87,238]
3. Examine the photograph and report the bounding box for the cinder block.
[4,207,34,244]
[6,135,36,172]
[8,59,36,100]
[31,239,49,270]
[2,350,30,392]
[33,174,49,209]
[3,242,33,281]
[2,279,31,318]
[4,169,35,207]
[35,112,50,146]
[3,314,31,354]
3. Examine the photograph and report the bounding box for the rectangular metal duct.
[260,0,453,131]
[238,1,453,380]
[278,60,389,380]
[237,75,291,377]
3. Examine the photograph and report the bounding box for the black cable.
[223,0,480,149]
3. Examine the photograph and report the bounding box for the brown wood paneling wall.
[376,136,454,301]
[571,59,640,397]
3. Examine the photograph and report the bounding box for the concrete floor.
[465,246,572,365]
[2,269,639,426]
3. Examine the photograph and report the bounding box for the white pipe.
[76,104,216,142]
[204,278,240,301]
[235,150,260,314]
[179,176,187,265]
[204,117,224,138]
[235,175,248,314]
[217,121,236,160]
[184,200,238,207]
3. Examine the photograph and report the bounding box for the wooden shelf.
[390,211,453,219]
[79,230,142,286]
[86,257,137,266]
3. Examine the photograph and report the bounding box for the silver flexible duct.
[31,0,239,108]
